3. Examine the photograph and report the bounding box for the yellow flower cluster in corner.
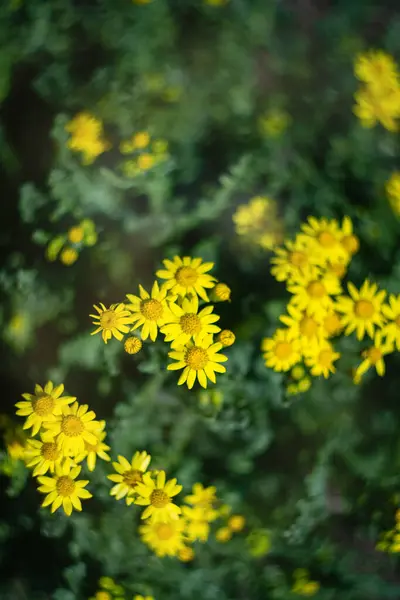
[215,513,246,543]
[233,196,283,251]
[89,576,136,600]
[65,112,110,164]
[353,50,400,131]
[90,257,234,389]
[120,131,169,177]
[46,219,98,266]
[386,171,400,217]
[14,381,110,515]
[376,509,400,554]
[292,569,320,596]
[0,415,29,476]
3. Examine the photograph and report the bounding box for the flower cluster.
[232,196,283,250]
[46,219,98,266]
[376,509,400,554]
[15,381,110,515]
[65,112,110,164]
[88,576,146,600]
[90,256,233,389]
[120,131,169,177]
[291,569,320,597]
[353,50,400,131]
[386,171,400,217]
[215,513,246,543]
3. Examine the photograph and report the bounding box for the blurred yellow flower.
[65,112,110,164]
[335,280,386,340]
[228,515,245,532]
[60,247,79,266]
[167,337,228,389]
[107,451,151,505]
[216,526,232,542]
[353,331,393,381]
[233,196,283,251]
[211,282,231,302]
[304,339,340,379]
[386,172,400,215]
[67,225,84,244]
[262,328,302,372]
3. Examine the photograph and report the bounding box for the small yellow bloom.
[216,526,232,542]
[291,365,306,381]
[211,282,231,302]
[76,427,111,472]
[67,226,84,244]
[259,108,291,138]
[65,112,109,164]
[262,328,302,372]
[353,331,393,381]
[25,435,64,476]
[353,86,400,132]
[298,217,348,265]
[126,282,175,342]
[287,269,342,317]
[335,279,386,340]
[183,505,217,542]
[107,451,151,505]
[246,529,271,557]
[228,515,245,532]
[156,256,216,302]
[132,131,150,148]
[304,340,340,378]
[233,196,283,250]
[60,247,78,266]
[137,153,155,171]
[161,295,221,348]
[167,337,228,389]
[217,330,235,347]
[135,470,182,523]
[90,302,134,344]
[386,172,400,216]
[124,336,143,354]
[270,237,317,283]
[37,462,92,516]
[184,483,217,508]
[178,546,195,562]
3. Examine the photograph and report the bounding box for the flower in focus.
[124,336,143,354]
[135,470,182,523]
[37,463,92,516]
[42,401,101,457]
[386,172,400,216]
[107,451,151,505]
[298,217,348,265]
[90,302,134,344]
[65,112,110,164]
[335,280,386,340]
[353,331,393,381]
[217,330,236,347]
[304,340,341,378]
[126,282,176,342]
[167,337,228,389]
[25,435,64,476]
[262,329,302,372]
[161,295,220,348]
[15,381,75,436]
[156,256,216,302]
[140,517,186,557]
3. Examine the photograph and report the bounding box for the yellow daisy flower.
[134,470,182,523]
[354,50,399,87]
[353,86,400,132]
[167,337,228,389]
[304,340,340,378]
[76,427,111,472]
[382,294,400,349]
[90,302,134,343]
[15,381,75,436]
[25,435,65,476]
[322,309,344,338]
[261,328,302,372]
[287,269,341,317]
[298,217,348,265]
[354,331,394,380]
[184,483,217,508]
[335,280,386,340]
[107,451,151,505]
[37,462,92,515]
[160,295,220,348]
[42,401,101,457]
[279,304,324,347]
[340,216,360,256]
[139,517,186,557]
[270,237,316,282]
[182,505,218,542]
[156,256,216,302]
[126,281,175,342]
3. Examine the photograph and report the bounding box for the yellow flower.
[37,462,92,516]
[298,217,348,265]
[216,526,232,542]
[107,451,151,505]
[132,131,150,148]
[134,470,182,523]
[76,427,111,472]
[15,381,75,436]
[182,505,217,542]
[228,514,245,532]
[386,172,400,216]
[287,269,342,317]
[353,86,400,131]
[233,196,283,250]
[184,483,217,507]
[25,435,64,476]
[7,439,27,461]
[354,50,399,87]
[90,302,134,344]
[137,153,155,171]
[322,309,343,338]
[211,282,231,302]
[340,216,360,256]
[262,328,302,372]
[304,340,340,378]
[279,304,324,347]
[67,225,84,244]
[60,247,78,266]
[65,112,109,164]
[335,280,386,340]
[156,256,216,302]
[259,108,291,138]
[167,337,228,389]
[382,294,400,349]
[42,401,101,457]
[160,295,220,348]
[270,237,316,283]
[178,546,195,562]
[124,336,143,354]
[126,282,175,342]
[353,331,393,380]
[140,517,185,557]
[217,330,235,347]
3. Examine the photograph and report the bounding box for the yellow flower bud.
[215,527,232,543]
[68,225,84,244]
[124,337,143,355]
[212,283,231,302]
[228,514,245,532]
[291,365,305,381]
[132,131,150,149]
[137,153,155,171]
[60,247,78,266]
[217,330,235,347]
[178,546,195,562]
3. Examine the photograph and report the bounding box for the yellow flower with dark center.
[353,331,393,381]
[42,401,101,457]
[216,527,232,542]
[182,505,218,542]
[60,247,78,266]
[270,237,316,283]
[90,302,134,344]
[228,515,245,532]
[167,337,228,389]
[161,295,220,348]
[67,225,84,244]
[335,279,386,340]
[124,336,143,354]
[76,427,111,472]
[25,435,65,476]
[178,546,195,562]
[386,172,400,216]
[134,470,182,523]
[287,269,342,317]
[217,330,235,347]
[262,329,301,372]
[298,217,348,265]
[107,451,151,505]
[15,381,75,436]
[304,340,340,378]
[156,256,216,302]
[355,50,399,87]
[184,483,217,508]
[211,282,231,302]
[279,304,324,347]
[37,462,92,515]
[139,517,185,557]
[382,294,400,349]
[126,282,175,342]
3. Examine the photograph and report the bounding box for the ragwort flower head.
[90,303,134,344]
[304,339,340,378]
[336,279,386,340]
[184,483,217,508]
[107,451,151,505]
[135,470,182,523]
[76,427,111,472]
[270,236,317,283]
[340,216,360,256]
[15,381,75,436]
[25,434,65,476]
[167,337,228,389]
[287,268,342,317]
[298,217,348,265]
[65,112,110,165]
[139,517,186,557]
[382,294,400,349]
[183,505,217,542]
[161,295,220,348]
[37,462,92,516]
[279,304,324,348]
[42,401,101,457]
[353,86,400,131]
[386,172,400,216]
[354,50,399,88]
[156,256,216,302]
[126,281,175,341]
[262,328,301,372]
[354,331,393,381]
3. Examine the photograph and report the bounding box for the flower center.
[150,489,170,508]
[328,262,347,278]
[56,475,76,497]
[41,442,60,461]
[123,469,143,488]
[307,281,326,298]
[318,349,334,368]
[100,310,117,329]
[299,317,318,337]
[274,341,293,360]
[289,251,307,267]
[366,347,382,364]
[318,231,336,247]
[342,234,359,254]
[156,523,174,540]
[180,314,202,335]
[355,300,374,319]
[61,415,84,437]
[185,347,209,370]
[140,298,163,321]
[33,395,55,417]
[176,266,198,287]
